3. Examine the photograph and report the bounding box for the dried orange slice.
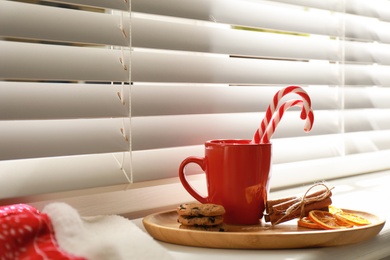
[334,211,371,226]
[328,205,343,215]
[308,210,353,230]
[297,217,322,229]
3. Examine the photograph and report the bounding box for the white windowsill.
[132,170,390,260]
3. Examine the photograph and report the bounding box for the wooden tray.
[143,209,385,249]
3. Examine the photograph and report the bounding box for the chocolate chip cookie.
[177,215,224,226]
[179,223,227,232]
[176,203,225,217]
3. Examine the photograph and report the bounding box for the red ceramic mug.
[179,139,272,225]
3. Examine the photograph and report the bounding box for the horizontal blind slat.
[0,119,130,160]
[132,50,338,85]
[345,86,390,109]
[0,152,131,199]
[0,41,129,81]
[132,0,341,37]
[277,130,390,162]
[345,64,390,87]
[271,150,390,189]
[345,131,390,154]
[134,50,390,86]
[0,82,129,120]
[345,16,390,43]
[0,1,129,46]
[345,41,390,65]
[131,84,390,118]
[345,109,390,132]
[132,15,339,61]
[131,84,338,116]
[42,0,129,11]
[131,111,341,150]
[273,0,390,22]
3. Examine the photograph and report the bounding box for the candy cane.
[252,86,312,143]
[260,99,314,144]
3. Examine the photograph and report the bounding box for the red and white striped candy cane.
[252,86,312,143]
[260,99,314,144]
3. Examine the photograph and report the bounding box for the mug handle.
[178,156,208,204]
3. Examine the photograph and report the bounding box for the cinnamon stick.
[266,189,332,215]
[264,187,333,225]
[265,196,297,213]
[265,197,332,224]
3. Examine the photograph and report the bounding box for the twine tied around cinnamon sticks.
[265,183,334,225]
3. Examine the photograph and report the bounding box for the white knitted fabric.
[43,203,173,260]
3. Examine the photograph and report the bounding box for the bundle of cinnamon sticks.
[264,186,333,225]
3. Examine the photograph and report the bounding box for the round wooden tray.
[143,209,385,249]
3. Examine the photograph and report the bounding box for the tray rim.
[142,208,386,249]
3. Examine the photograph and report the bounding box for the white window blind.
[0,0,131,200]
[130,0,390,189]
[1,0,390,204]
